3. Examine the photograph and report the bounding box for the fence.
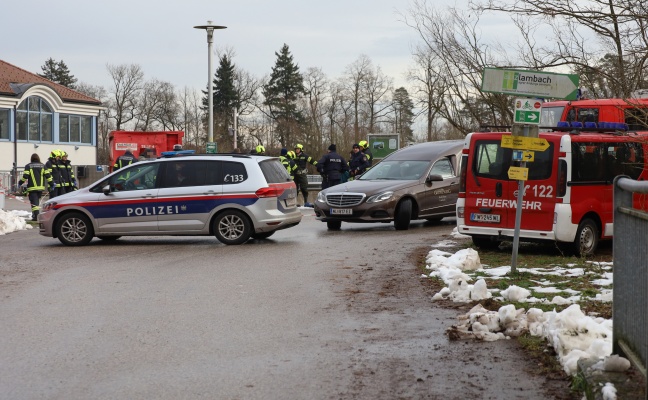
[613,176,648,391]
[1,169,21,193]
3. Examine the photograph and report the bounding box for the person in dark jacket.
[114,149,137,171]
[59,151,77,193]
[19,153,52,221]
[317,144,349,190]
[348,143,370,179]
[293,143,318,206]
[44,150,62,198]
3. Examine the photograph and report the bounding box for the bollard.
[0,189,5,210]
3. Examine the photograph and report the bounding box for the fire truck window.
[577,108,599,124]
[526,143,554,180]
[474,141,510,179]
[625,108,648,131]
[572,143,607,182]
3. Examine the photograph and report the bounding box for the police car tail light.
[256,185,285,198]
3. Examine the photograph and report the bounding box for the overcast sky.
[2,0,454,93]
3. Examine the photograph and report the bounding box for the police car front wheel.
[56,212,94,246]
[213,210,252,245]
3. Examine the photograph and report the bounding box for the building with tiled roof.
[0,59,103,190]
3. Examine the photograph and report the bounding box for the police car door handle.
[140,193,155,198]
[203,190,216,195]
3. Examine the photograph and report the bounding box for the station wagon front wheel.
[56,212,94,246]
[214,210,251,245]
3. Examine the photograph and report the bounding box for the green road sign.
[368,134,399,159]
[515,110,540,124]
[206,142,217,154]
[482,68,579,100]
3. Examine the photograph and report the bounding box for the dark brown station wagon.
[314,140,464,230]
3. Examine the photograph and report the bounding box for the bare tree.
[342,55,373,143]
[407,46,447,141]
[362,65,393,134]
[473,0,648,97]
[134,78,169,131]
[106,64,144,130]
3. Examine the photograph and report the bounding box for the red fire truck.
[108,131,184,171]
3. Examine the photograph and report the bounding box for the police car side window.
[205,161,222,185]
[111,163,160,192]
[222,161,247,184]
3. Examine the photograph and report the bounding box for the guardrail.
[613,176,648,388]
[307,174,322,190]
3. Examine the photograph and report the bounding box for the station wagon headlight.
[366,191,394,203]
[316,191,326,203]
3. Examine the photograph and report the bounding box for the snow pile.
[426,248,491,302]
[425,243,622,376]
[0,209,32,235]
[601,382,617,400]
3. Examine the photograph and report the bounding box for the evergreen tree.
[392,87,415,144]
[39,58,77,88]
[202,54,240,149]
[262,44,305,147]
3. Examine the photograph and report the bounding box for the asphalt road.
[0,209,567,399]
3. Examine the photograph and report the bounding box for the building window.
[59,114,93,144]
[0,109,9,140]
[16,96,53,142]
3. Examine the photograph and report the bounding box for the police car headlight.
[316,191,326,203]
[42,201,57,212]
[366,191,393,203]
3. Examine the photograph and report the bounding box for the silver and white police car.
[39,153,302,246]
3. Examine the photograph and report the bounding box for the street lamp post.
[194,21,227,145]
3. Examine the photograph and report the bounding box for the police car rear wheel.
[56,212,94,246]
[214,210,251,245]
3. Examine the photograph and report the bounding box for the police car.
[38,153,302,246]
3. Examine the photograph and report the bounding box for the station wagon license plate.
[285,197,296,207]
[330,208,352,215]
[470,213,500,223]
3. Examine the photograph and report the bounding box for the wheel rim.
[218,214,245,240]
[61,217,88,243]
[579,226,595,253]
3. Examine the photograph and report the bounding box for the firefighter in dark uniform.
[293,143,318,206]
[44,150,62,198]
[317,144,349,190]
[279,148,297,179]
[59,151,77,193]
[348,143,370,179]
[359,140,373,167]
[19,153,52,221]
[114,149,137,171]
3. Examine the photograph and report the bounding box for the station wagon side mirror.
[426,174,444,183]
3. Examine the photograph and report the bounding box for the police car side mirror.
[426,174,443,183]
[102,185,112,195]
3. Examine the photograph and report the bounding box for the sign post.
[500,99,551,273]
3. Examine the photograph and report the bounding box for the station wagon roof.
[386,140,464,161]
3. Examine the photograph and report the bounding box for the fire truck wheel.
[573,218,599,257]
[471,235,501,250]
[394,199,412,230]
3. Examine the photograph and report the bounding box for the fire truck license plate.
[330,208,352,215]
[470,213,500,223]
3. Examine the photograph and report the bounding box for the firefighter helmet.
[295,143,304,150]
[255,144,265,154]
[359,140,368,149]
